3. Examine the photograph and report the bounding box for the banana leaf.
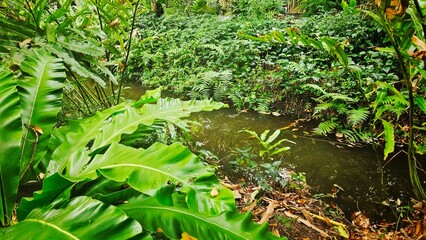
[1,196,142,240]
[120,195,283,240]
[0,68,22,226]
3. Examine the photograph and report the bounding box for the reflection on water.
[123,83,422,222]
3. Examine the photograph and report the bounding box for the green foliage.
[299,0,340,16]
[0,59,282,238]
[3,196,142,240]
[0,68,21,226]
[0,0,138,115]
[121,195,280,240]
[230,129,305,191]
[239,129,294,159]
[232,0,285,17]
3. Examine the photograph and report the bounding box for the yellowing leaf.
[181,232,198,240]
[210,186,219,197]
[412,35,426,50]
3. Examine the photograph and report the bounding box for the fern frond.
[347,108,369,125]
[341,129,371,143]
[314,120,338,136]
[313,102,333,116]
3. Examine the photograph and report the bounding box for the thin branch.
[116,0,141,104]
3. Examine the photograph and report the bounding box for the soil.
[221,178,426,239]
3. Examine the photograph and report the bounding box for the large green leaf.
[0,68,22,226]
[1,196,143,239]
[70,142,235,214]
[120,195,283,240]
[18,49,66,174]
[46,105,123,175]
[90,99,227,153]
[17,173,75,220]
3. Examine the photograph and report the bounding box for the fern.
[191,70,233,101]
[313,102,333,116]
[314,120,339,136]
[341,129,371,143]
[347,108,369,125]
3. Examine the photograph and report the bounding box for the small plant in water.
[231,129,305,191]
[238,129,295,159]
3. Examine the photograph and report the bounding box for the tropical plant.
[0,0,141,116]
[367,0,426,199]
[0,52,282,239]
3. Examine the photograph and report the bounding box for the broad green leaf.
[18,173,75,220]
[75,177,141,205]
[0,68,22,226]
[382,120,395,160]
[186,174,236,215]
[414,97,426,114]
[266,130,281,144]
[260,130,270,142]
[120,195,283,240]
[56,37,104,57]
[44,44,107,87]
[133,88,162,108]
[2,196,142,240]
[46,105,123,175]
[18,49,66,174]
[77,143,235,214]
[90,99,226,153]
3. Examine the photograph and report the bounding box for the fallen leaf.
[259,201,275,224]
[412,35,426,50]
[210,186,219,197]
[181,232,198,240]
[19,38,32,48]
[109,17,120,27]
[233,190,242,199]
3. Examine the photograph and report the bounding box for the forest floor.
[221,178,426,239]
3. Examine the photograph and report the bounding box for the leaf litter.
[221,177,426,239]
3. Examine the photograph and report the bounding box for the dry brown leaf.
[233,190,242,199]
[259,201,275,224]
[109,17,120,27]
[210,186,219,197]
[30,125,43,135]
[301,210,314,223]
[19,38,32,48]
[412,36,426,50]
[352,211,370,229]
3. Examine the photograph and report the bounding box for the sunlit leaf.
[382,120,395,160]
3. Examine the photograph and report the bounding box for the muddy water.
[123,84,420,222]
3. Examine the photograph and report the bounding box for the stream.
[123,83,423,222]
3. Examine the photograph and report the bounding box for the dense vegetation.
[0,0,425,239]
[129,0,426,198]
